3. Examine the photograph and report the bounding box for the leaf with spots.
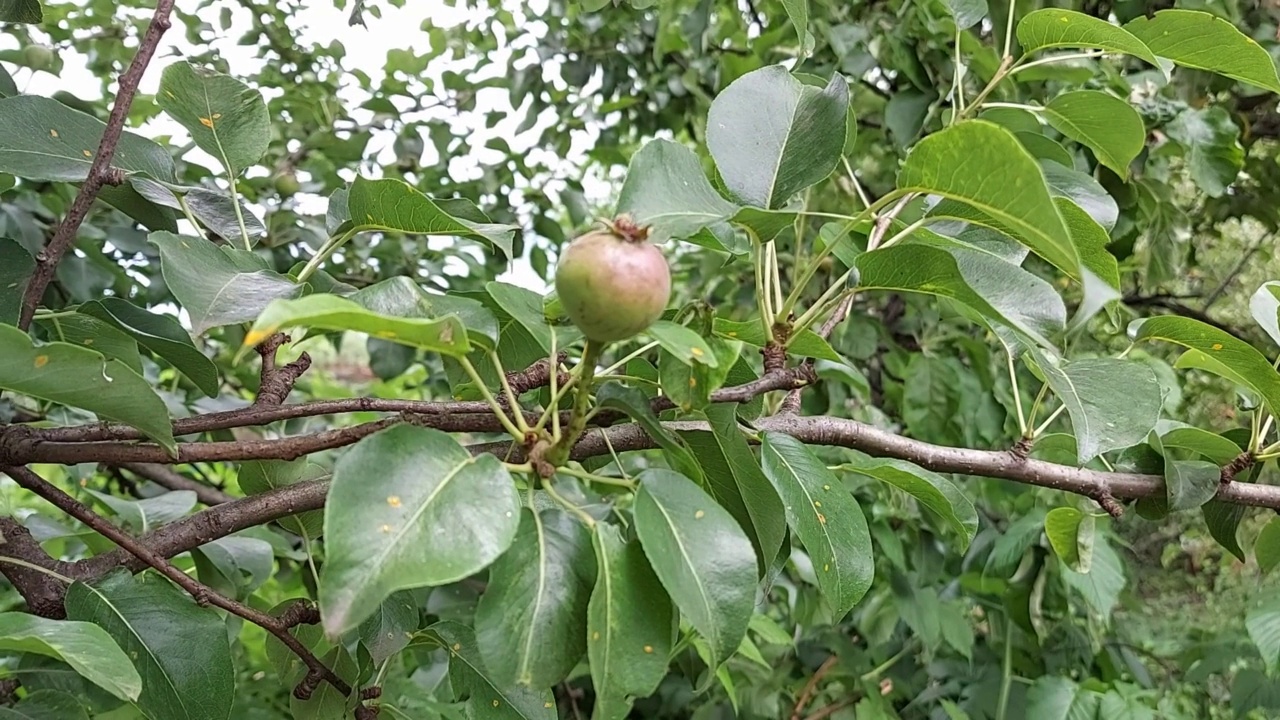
[475,507,596,688]
[1132,315,1280,417]
[633,469,756,668]
[34,312,143,375]
[78,297,220,397]
[588,524,674,720]
[347,176,517,259]
[64,571,234,720]
[0,238,34,325]
[0,95,176,182]
[0,324,174,451]
[1028,350,1162,464]
[426,621,556,720]
[319,425,520,636]
[1017,9,1160,67]
[760,433,874,618]
[157,61,269,176]
[1125,10,1280,93]
[356,591,419,666]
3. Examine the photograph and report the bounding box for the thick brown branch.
[0,466,349,699]
[17,0,176,329]
[0,517,73,618]
[116,463,234,505]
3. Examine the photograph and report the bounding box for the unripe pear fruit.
[22,45,54,71]
[554,215,670,344]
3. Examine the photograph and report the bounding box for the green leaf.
[1131,315,1280,416]
[320,425,520,636]
[1124,10,1280,93]
[1164,107,1244,197]
[1248,597,1280,674]
[1043,91,1145,179]
[149,231,300,335]
[486,281,568,353]
[1029,351,1162,464]
[1204,500,1248,562]
[1017,9,1160,67]
[658,336,740,412]
[0,0,41,23]
[1251,281,1280,348]
[0,95,176,182]
[0,690,90,720]
[633,469,756,667]
[237,459,326,538]
[0,324,174,451]
[0,64,14,98]
[34,312,142,374]
[79,298,220,397]
[760,433,874,617]
[1025,676,1095,720]
[1017,131,1075,168]
[942,0,986,29]
[131,180,267,243]
[1232,669,1280,719]
[781,0,811,51]
[1060,536,1125,618]
[839,457,977,549]
[347,176,517,259]
[616,139,739,245]
[87,489,196,534]
[676,404,787,575]
[1044,507,1094,572]
[588,524,673,720]
[1162,455,1220,512]
[898,120,1078,278]
[594,381,704,482]
[1055,198,1120,289]
[427,621,556,720]
[65,571,233,720]
[1256,518,1280,575]
[350,276,498,350]
[0,238,33,325]
[645,320,718,367]
[357,591,418,666]
[857,243,1063,348]
[244,294,472,357]
[0,612,141,702]
[707,65,849,209]
[1158,423,1242,465]
[475,507,595,688]
[712,318,841,361]
[156,62,268,176]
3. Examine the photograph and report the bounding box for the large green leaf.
[34,311,142,374]
[1131,315,1280,416]
[0,324,174,450]
[616,139,739,245]
[760,433,874,617]
[149,231,300,335]
[350,276,498,350]
[1060,537,1125,618]
[588,524,673,720]
[1029,350,1162,464]
[898,120,1078,278]
[244,294,472,357]
[87,489,196,534]
[0,0,41,22]
[1251,281,1280,348]
[486,281,567,352]
[1125,10,1280,93]
[0,95,176,182]
[78,298,220,396]
[1248,598,1280,674]
[1256,517,1280,576]
[475,507,595,688]
[1025,677,1099,720]
[633,469,756,667]
[319,425,520,636]
[1054,198,1119,289]
[1016,9,1159,66]
[856,243,1063,348]
[1044,507,1094,572]
[706,65,849,209]
[131,179,267,243]
[1164,107,1244,197]
[237,459,327,538]
[156,62,269,176]
[1153,427,1219,512]
[346,176,517,259]
[0,690,90,720]
[942,0,986,29]
[838,457,976,549]
[645,320,718,367]
[677,404,786,575]
[356,591,418,666]
[1043,91,1145,179]
[0,238,33,324]
[426,622,556,720]
[64,571,234,720]
[0,612,141,702]
[594,382,705,483]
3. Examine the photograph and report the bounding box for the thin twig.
[18,0,177,329]
[791,655,839,720]
[0,466,351,699]
[116,463,234,505]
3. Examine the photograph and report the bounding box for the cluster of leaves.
[6,0,1280,719]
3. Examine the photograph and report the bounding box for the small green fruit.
[274,173,300,197]
[554,215,670,344]
[22,45,55,72]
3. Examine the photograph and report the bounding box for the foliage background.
[5,0,1280,718]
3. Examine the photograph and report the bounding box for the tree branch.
[0,466,350,699]
[0,517,73,618]
[17,0,177,329]
[254,334,312,406]
[115,463,234,505]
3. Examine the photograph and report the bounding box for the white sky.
[3,0,617,293]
